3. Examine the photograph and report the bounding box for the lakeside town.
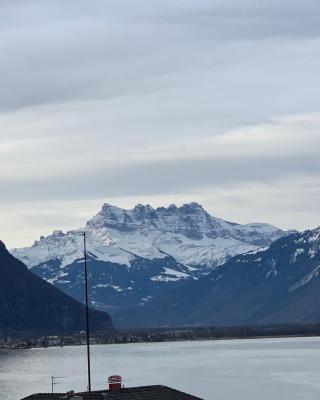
[3,323,320,350]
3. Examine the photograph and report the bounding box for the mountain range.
[116,227,320,328]
[0,241,112,337]
[12,203,292,317]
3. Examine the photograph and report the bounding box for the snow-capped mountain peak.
[12,202,293,271]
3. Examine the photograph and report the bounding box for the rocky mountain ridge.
[13,202,291,270]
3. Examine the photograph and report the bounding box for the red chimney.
[108,375,122,391]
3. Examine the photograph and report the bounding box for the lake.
[1,337,320,400]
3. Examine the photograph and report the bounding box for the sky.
[1,0,320,248]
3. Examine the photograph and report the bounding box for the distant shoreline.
[1,334,320,351]
[2,322,320,350]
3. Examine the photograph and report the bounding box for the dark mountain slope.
[115,227,320,328]
[31,253,193,314]
[0,241,113,336]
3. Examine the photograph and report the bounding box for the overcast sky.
[1,0,320,247]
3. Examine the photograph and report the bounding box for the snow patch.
[291,248,305,263]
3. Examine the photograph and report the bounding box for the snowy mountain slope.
[117,227,320,328]
[12,202,293,315]
[13,202,291,270]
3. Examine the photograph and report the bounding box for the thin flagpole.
[83,232,92,392]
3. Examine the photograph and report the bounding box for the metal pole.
[50,376,65,394]
[83,232,92,392]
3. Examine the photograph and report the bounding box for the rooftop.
[21,385,204,400]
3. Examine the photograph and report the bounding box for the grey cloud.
[143,0,320,40]
[1,0,320,115]
[1,151,319,203]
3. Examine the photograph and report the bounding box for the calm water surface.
[1,337,320,400]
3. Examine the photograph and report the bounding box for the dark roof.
[21,385,204,400]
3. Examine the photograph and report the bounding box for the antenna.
[83,232,92,392]
[51,376,65,394]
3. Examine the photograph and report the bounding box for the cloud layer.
[1,0,320,246]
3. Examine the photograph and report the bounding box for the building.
[21,384,204,400]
